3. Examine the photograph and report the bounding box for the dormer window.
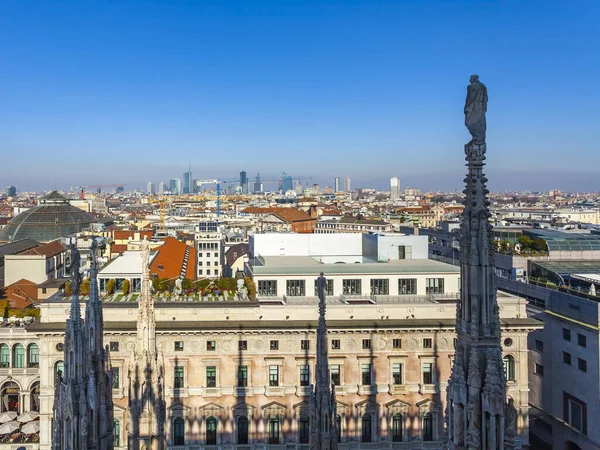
[158,264,164,271]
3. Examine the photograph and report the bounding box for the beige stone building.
[26,289,540,449]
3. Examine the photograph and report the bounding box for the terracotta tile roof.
[113,230,134,240]
[4,279,38,308]
[149,237,196,280]
[19,240,66,257]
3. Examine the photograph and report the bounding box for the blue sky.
[1,0,599,192]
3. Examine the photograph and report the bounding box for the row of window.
[0,344,39,369]
[198,269,219,276]
[198,252,219,258]
[168,337,445,354]
[168,361,443,389]
[563,328,587,347]
[197,242,219,251]
[198,260,220,266]
[257,278,445,297]
[171,412,434,445]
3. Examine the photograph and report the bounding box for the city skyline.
[1,1,599,192]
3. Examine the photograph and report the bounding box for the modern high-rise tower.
[169,178,181,194]
[240,171,248,194]
[183,165,193,194]
[390,176,400,199]
[146,182,155,195]
[334,177,340,193]
[343,176,351,192]
[281,172,293,193]
[253,173,263,194]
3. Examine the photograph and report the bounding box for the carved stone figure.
[504,398,517,448]
[173,278,183,297]
[237,278,249,301]
[465,74,488,145]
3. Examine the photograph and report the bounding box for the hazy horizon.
[2,1,599,193]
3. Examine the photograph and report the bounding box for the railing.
[256,294,459,305]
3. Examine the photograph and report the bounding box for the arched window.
[1,381,20,413]
[30,381,40,412]
[173,417,185,445]
[503,355,516,381]
[27,344,39,368]
[237,416,249,445]
[268,416,279,444]
[299,416,310,444]
[0,344,9,368]
[336,415,342,443]
[423,413,433,441]
[361,414,372,443]
[12,344,24,368]
[54,361,64,383]
[206,416,217,445]
[392,414,402,442]
[114,419,120,447]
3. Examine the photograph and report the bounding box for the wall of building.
[4,256,47,286]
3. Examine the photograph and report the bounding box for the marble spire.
[310,272,338,450]
[127,236,166,450]
[52,238,114,450]
[445,76,517,450]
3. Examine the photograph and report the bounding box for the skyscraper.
[146,182,155,195]
[158,182,166,195]
[169,178,181,194]
[6,186,16,197]
[253,173,263,194]
[281,172,293,193]
[334,177,340,193]
[344,176,351,192]
[183,165,193,194]
[240,171,248,194]
[390,176,400,199]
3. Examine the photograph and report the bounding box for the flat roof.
[250,256,460,276]
[531,260,600,277]
[98,250,156,277]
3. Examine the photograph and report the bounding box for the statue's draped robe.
[465,81,488,145]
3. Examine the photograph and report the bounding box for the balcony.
[358,385,377,396]
[389,384,409,395]
[419,384,438,395]
[265,386,285,397]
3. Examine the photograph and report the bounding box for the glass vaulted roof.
[524,229,600,251]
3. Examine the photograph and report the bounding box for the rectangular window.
[342,279,361,295]
[393,339,402,349]
[109,341,119,352]
[563,352,571,365]
[175,341,184,351]
[398,278,417,295]
[423,414,433,441]
[300,365,310,386]
[214,252,218,257]
[535,339,544,352]
[207,341,216,351]
[563,328,571,341]
[534,363,544,377]
[361,364,372,386]
[331,339,341,350]
[423,338,432,349]
[578,358,587,373]
[331,365,340,385]
[314,278,334,296]
[112,367,120,389]
[286,280,305,296]
[239,340,248,351]
[426,278,444,294]
[362,339,371,350]
[392,363,402,385]
[422,363,433,384]
[301,340,309,351]
[206,366,216,387]
[174,366,184,389]
[258,280,277,296]
[206,269,211,275]
[270,340,279,351]
[577,333,587,348]
[238,366,248,387]
[370,279,389,295]
[564,392,586,434]
[269,365,279,387]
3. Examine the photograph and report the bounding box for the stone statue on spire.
[445,76,516,450]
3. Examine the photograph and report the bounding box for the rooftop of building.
[249,255,460,276]
[0,190,95,243]
[98,249,157,277]
[17,240,66,257]
[149,236,196,280]
[524,228,600,251]
[0,238,41,259]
